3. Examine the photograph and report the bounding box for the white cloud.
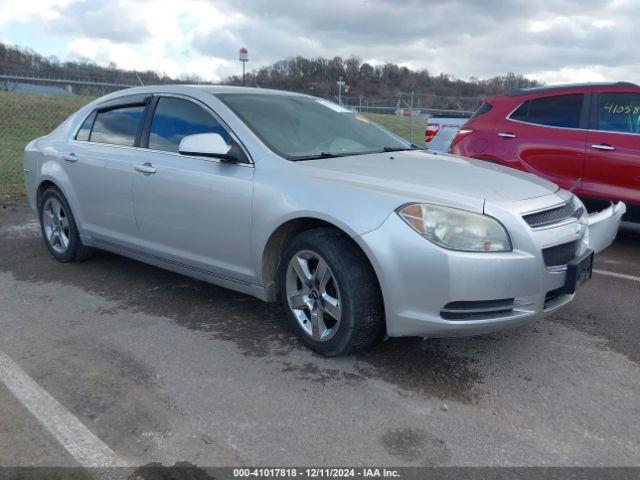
[0,0,73,28]
[1,0,638,84]
[528,65,640,85]
[49,0,234,79]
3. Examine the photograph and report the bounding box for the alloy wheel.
[285,250,342,342]
[42,197,71,254]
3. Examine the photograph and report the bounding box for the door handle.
[498,132,517,138]
[62,153,77,163]
[134,163,156,174]
[591,144,615,151]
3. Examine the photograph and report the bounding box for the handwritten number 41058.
[603,103,640,115]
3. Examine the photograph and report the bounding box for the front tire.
[39,186,94,262]
[278,228,384,356]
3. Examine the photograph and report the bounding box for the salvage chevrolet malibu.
[23,86,625,356]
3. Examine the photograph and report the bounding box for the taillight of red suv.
[448,101,493,152]
[449,128,474,149]
[425,123,440,143]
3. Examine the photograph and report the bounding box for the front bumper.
[358,196,624,338]
[586,201,626,253]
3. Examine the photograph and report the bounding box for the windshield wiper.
[382,144,424,152]
[293,145,424,161]
[293,152,347,161]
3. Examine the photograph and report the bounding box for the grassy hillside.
[0,93,93,194]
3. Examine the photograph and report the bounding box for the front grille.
[523,202,583,228]
[441,298,515,320]
[542,240,580,267]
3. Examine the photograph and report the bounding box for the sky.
[0,0,638,84]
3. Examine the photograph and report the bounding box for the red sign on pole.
[239,48,248,62]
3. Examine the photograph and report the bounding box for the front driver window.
[148,97,231,153]
[597,93,640,134]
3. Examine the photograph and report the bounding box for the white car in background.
[424,114,470,152]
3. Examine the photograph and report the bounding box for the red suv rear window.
[470,102,492,119]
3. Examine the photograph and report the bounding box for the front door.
[583,92,640,205]
[132,95,255,283]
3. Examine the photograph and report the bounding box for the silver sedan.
[23,86,625,356]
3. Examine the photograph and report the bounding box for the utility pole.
[337,76,346,105]
[239,47,248,86]
[409,91,414,144]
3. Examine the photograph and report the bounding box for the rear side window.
[597,93,640,134]
[510,94,583,128]
[510,102,529,121]
[75,111,96,141]
[470,102,492,119]
[90,105,145,146]
[148,97,231,153]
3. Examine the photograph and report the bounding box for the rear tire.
[38,186,94,263]
[278,228,384,356]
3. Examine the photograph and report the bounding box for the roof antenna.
[135,72,145,87]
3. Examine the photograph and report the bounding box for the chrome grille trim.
[441,298,515,320]
[523,202,583,229]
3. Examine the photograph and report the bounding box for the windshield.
[216,93,414,160]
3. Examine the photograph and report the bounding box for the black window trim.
[505,93,590,131]
[74,110,97,141]
[140,92,253,165]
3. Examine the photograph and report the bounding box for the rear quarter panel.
[450,105,500,160]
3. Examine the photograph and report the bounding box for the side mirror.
[178,133,245,163]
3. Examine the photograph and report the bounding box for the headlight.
[397,203,512,252]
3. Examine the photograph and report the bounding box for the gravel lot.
[0,199,639,468]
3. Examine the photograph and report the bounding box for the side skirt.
[84,237,269,301]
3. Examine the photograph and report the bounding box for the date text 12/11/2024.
[232,468,401,478]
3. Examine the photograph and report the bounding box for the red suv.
[450,82,639,218]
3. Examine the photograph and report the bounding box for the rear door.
[68,95,149,247]
[132,95,255,283]
[583,91,640,205]
[494,93,588,191]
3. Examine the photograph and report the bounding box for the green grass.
[0,92,93,194]
[361,112,425,147]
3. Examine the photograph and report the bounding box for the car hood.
[298,150,559,210]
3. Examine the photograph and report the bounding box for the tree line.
[0,43,199,86]
[223,56,541,109]
[1,43,540,109]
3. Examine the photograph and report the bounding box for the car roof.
[106,84,306,98]
[505,82,638,97]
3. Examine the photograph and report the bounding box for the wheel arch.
[260,217,385,317]
[36,179,59,208]
[35,175,90,236]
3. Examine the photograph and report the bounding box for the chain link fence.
[0,74,128,197]
[0,76,476,197]
[0,91,95,196]
[352,106,474,148]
